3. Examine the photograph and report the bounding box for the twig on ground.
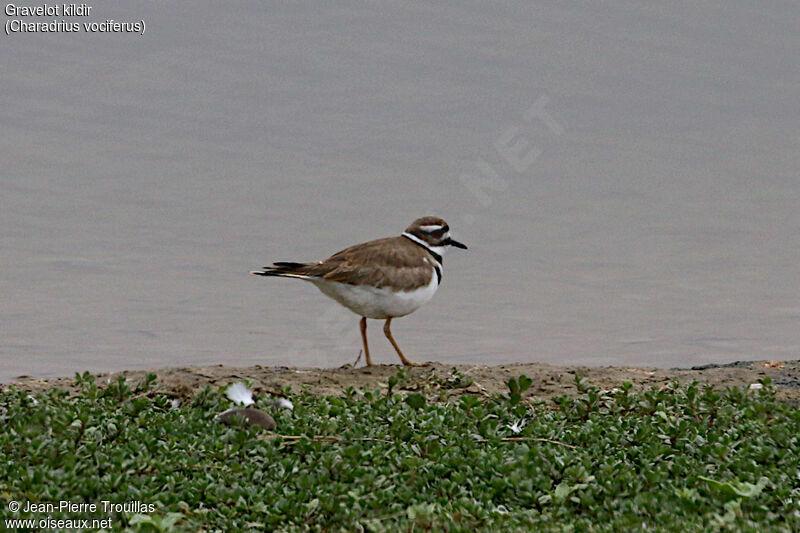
[260,434,393,444]
[490,436,576,448]
[129,389,184,400]
[259,434,575,448]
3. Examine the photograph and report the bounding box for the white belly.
[312,275,439,319]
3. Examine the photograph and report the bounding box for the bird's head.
[404,216,468,252]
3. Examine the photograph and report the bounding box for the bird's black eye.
[431,225,448,238]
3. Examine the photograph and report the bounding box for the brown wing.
[301,236,434,290]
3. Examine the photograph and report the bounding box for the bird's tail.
[250,262,315,280]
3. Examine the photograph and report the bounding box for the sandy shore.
[6,359,799,403]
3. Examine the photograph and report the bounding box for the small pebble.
[217,407,276,430]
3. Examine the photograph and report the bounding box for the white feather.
[226,382,254,406]
[507,419,526,434]
[273,397,294,410]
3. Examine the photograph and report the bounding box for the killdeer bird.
[251,216,467,366]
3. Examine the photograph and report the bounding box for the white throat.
[402,232,446,261]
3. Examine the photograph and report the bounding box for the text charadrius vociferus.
[251,216,467,366]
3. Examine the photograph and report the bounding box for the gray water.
[3,2,799,382]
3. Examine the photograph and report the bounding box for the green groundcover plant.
[1,372,798,532]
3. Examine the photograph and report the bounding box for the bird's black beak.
[446,237,468,250]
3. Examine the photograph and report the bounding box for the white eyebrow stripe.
[419,224,444,232]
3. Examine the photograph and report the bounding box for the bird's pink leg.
[360,317,373,366]
[384,317,428,367]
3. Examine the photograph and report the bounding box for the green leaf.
[518,375,533,393]
[700,476,770,499]
[405,393,426,410]
[507,378,520,395]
